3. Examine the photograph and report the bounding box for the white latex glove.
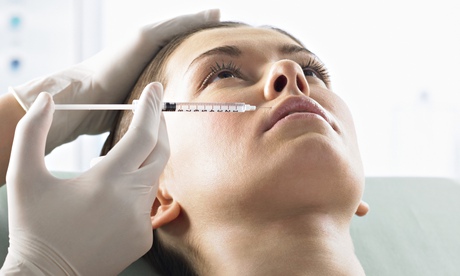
[9,9,220,154]
[1,82,169,275]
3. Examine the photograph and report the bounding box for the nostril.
[274,75,287,92]
[296,76,304,92]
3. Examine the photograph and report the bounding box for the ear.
[150,185,181,229]
[355,200,370,217]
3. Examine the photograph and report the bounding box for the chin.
[257,135,364,212]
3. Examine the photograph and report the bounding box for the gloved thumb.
[7,92,54,184]
[101,82,163,173]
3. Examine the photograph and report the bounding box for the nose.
[264,59,310,100]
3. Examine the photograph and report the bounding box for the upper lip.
[263,96,337,132]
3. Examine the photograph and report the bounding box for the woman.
[104,21,369,275]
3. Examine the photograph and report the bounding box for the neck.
[196,213,365,276]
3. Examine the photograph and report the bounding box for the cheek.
[326,94,364,178]
[317,92,360,147]
[163,113,246,202]
[313,90,364,169]
[336,99,361,156]
[166,113,239,151]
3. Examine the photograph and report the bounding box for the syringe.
[54,101,258,112]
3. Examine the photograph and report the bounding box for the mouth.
[263,96,337,132]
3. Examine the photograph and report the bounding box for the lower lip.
[270,112,329,131]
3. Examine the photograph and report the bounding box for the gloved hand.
[1,82,169,275]
[9,9,220,154]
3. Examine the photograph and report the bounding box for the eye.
[210,70,237,82]
[299,58,331,85]
[201,61,242,88]
[302,68,321,78]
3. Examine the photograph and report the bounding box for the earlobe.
[150,186,181,229]
[355,200,370,217]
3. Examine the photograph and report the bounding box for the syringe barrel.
[135,101,256,112]
[167,102,249,112]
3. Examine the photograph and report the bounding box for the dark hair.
[101,21,306,275]
[144,230,197,276]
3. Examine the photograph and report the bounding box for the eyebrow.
[279,44,314,56]
[186,43,314,72]
[187,45,242,71]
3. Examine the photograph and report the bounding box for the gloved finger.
[7,92,54,183]
[146,114,171,205]
[102,82,162,173]
[140,112,169,178]
[119,115,169,212]
[140,9,221,49]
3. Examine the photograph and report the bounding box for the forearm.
[0,93,25,186]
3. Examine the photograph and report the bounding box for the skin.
[151,26,367,275]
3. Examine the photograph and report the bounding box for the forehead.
[165,26,303,77]
[184,26,300,51]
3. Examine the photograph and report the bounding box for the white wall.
[0,0,76,91]
[2,0,460,178]
[0,0,106,172]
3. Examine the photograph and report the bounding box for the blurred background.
[1,0,459,178]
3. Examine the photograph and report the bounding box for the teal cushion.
[351,177,460,276]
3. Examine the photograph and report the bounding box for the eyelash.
[200,58,331,89]
[201,61,242,88]
[299,58,331,84]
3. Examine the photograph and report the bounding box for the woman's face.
[161,26,364,225]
